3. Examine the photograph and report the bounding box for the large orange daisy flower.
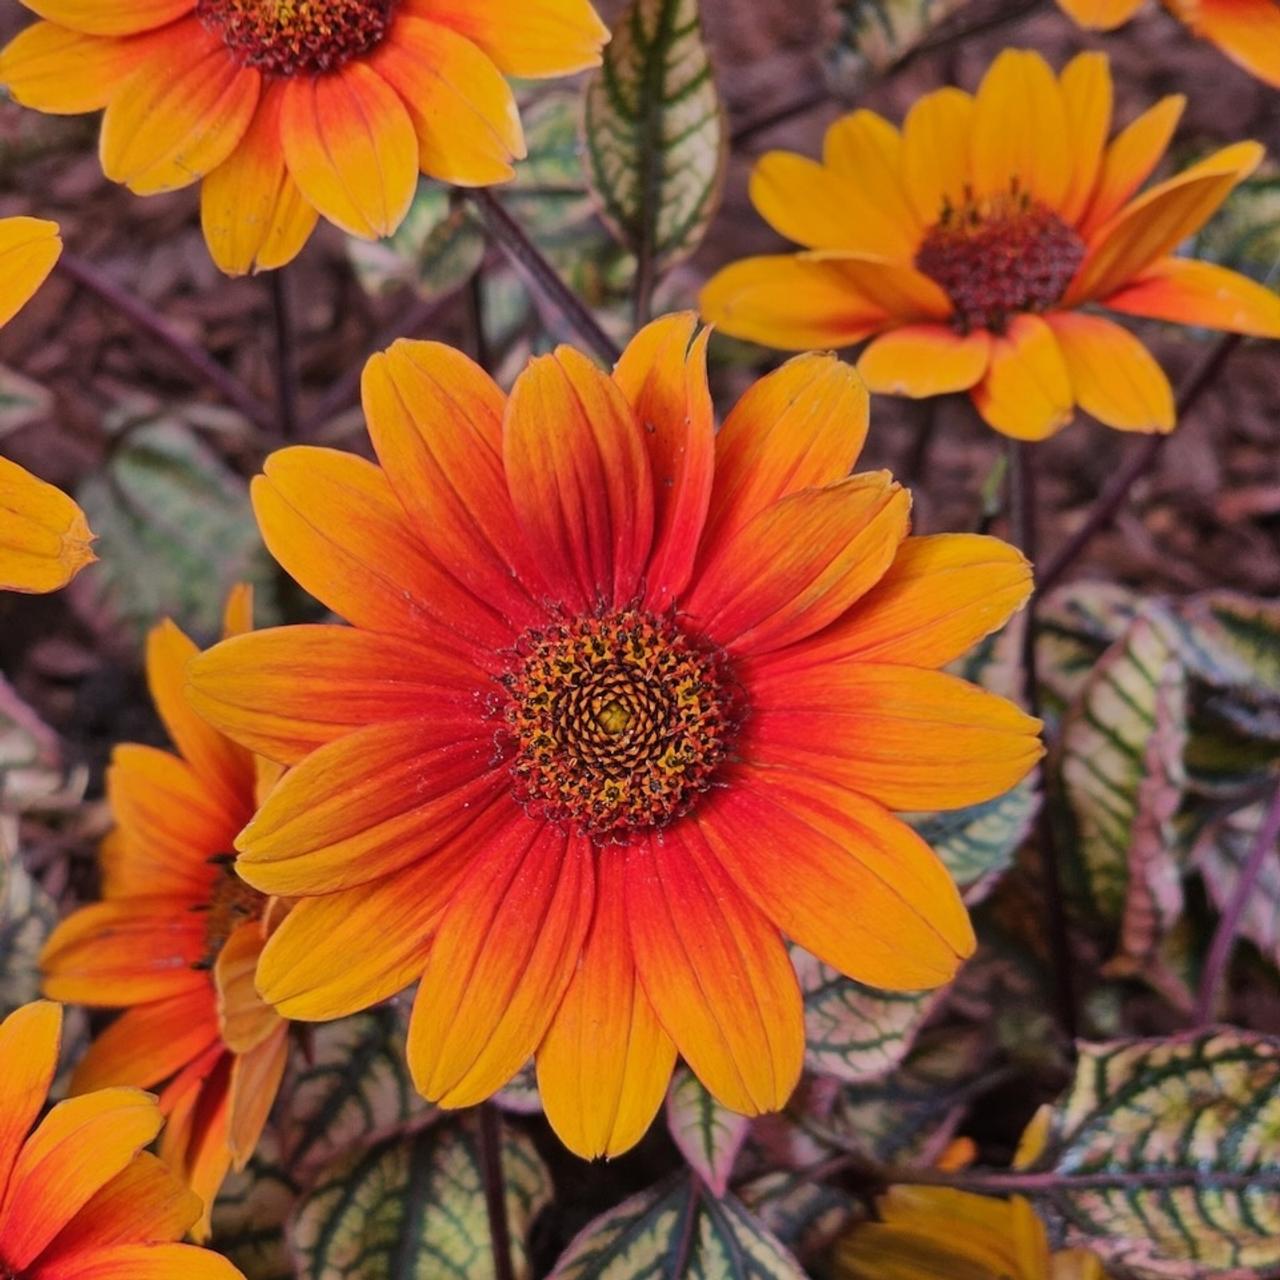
[41,590,287,1238]
[701,50,1280,441]
[0,1,608,275]
[186,312,1042,1158]
[1057,0,1280,90]
[0,216,95,595]
[0,1001,243,1278]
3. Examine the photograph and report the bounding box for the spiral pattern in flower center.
[916,184,1086,334]
[502,610,742,842]
[196,0,395,75]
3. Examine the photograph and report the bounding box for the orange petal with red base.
[970,314,1073,441]
[201,84,318,276]
[758,534,1032,673]
[0,1088,162,1270]
[697,772,974,990]
[504,347,654,612]
[625,828,803,1116]
[698,353,869,567]
[1186,0,1280,88]
[252,445,511,653]
[30,1242,244,1280]
[408,820,595,1108]
[187,625,491,766]
[146,619,254,819]
[371,17,524,186]
[227,1029,288,1169]
[1104,256,1280,338]
[686,474,910,656]
[42,900,209,1007]
[101,20,260,196]
[362,339,542,632]
[537,854,677,1159]
[1045,311,1174,433]
[613,314,715,609]
[235,717,505,896]
[279,62,418,239]
[20,0,194,35]
[70,987,219,1095]
[0,1002,62,1201]
[858,324,991,397]
[36,1153,199,1257]
[399,0,608,77]
[747,662,1043,811]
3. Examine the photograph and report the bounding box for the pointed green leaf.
[736,1172,857,1264]
[549,1172,806,1279]
[290,1114,551,1279]
[1061,608,1188,933]
[666,1066,750,1196]
[280,1005,436,1177]
[584,0,727,273]
[1036,1030,1280,1277]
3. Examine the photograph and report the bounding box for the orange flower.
[1056,0,1280,90]
[0,1000,243,1278]
[701,50,1280,441]
[0,216,95,595]
[835,1187,1104,1280]
[41,589,287,1239]
[0,1,609,275]
[186,313,1042,1159]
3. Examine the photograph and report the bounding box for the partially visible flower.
[1056,0,1279,90]
[836,1187,1105,1280]
[0,216,95,594]
[41,588,287,1238]
[187,312,1041,1161]
[0,1000,244,1278]
[701,49,1280,441]
[0,1,609,275]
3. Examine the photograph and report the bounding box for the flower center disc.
[196,0,395,75]
[502,610,741,842]
[196,858,267,969]
[915,186,1086,334]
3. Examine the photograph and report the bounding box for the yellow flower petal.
[970,313,1074,440]
[0,456,95,595]
[858,323,991,397]
[901,87,975,225]
[0,215,61,328]
[1058,51,1112,223]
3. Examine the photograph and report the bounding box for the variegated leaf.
[666,1066,750,1196]
[279,1005,435,1177]
[1193,798,1280,970]
[826,0,967,93]
[792,947,935,1086]
[0,848,56,1017]
[1036,1031,1280,1278]
[1061,608,1188,937]
[549,1172,806,1279]
[1037,582,1141,714]
[736,1172,857,1264]
[290,1113,551,1280]
[584,0,726,273]
[211,1131,295,1280]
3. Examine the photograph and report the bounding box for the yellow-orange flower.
[1056,0,1280,90]
[0,1000,243,1278]
[0,217,94,595]
[701,49,1280,441]
[186,312,1041,1159]
[0,0,609,275]
[41,589,287,1239]
[835,1187,1104,1280]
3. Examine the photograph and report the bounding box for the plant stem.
[58,252,276,433]
[464,188,621,365]
[1009,441,1079,1043]
[478,1103,516,1280]
[1036,332,1243,597]
[466,267,491,373]
[671,1175,702,1277]
[1192,778,1280,1026]
[268,269,299,441]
